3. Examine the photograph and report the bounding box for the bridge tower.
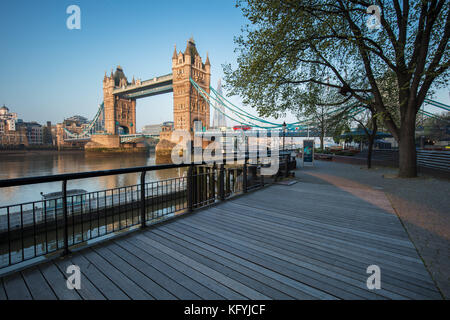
[102,66,136,135]
[172,37,211,131]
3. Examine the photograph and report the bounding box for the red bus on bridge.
[233,125,252,131]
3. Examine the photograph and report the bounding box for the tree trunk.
[320,134,324,151]
[398,115,417,178]
[367,119,377,169]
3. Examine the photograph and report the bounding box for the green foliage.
[224,0,449,144]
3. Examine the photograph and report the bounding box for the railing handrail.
[0,150,297,188]
[0,163,190,188]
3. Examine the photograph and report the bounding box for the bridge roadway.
[112,73,173,99]
[0,169,442,300]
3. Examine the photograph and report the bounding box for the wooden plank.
[212,203,411,252]
[225,200,418,255]
[154,225,317,300]
[169,220,376,299]
[201,207,440,297]
[107,240,198,300]
[221,214,431,284]
[225,199,410,241]
[241,194,404,234]
[143,230,293,299]
[2,272,32,300]
[135,233,265,300]
[162,222,335,300]
[53,256,106,300]
[230,197,414,245]
[113,239,207,299]
[130,235,245,300]
[244,185,395,215]
[180,217,426,299]
[201,205,430,277]
[39,261,81,300]
[192,210,441,299]
[69,253,129,300]
[81,248,153,300]
[203,206,428,275]
[211,204,419,259]
[92,244,176,300]
[22,266,57,300]
[180,217,412,299]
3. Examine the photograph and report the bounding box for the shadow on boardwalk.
[0,161,444,300]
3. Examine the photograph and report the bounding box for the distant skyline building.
[17,122,43,145]
[142,124,163,136]
[64,115,89,125]
[142,121,174,136]
[0,105,28,146]
[0,105,18,132]
[212,79,227,129]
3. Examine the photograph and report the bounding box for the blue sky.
[0,0,448,130]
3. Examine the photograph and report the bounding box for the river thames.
[0,150,183,207]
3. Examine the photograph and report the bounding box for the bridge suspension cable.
[191,78,326,130]
[190,78,284,129]
[424,98,450,111]
[63,102,105,139]
[193,79,450,130]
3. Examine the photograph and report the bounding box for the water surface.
[0,151,183,206]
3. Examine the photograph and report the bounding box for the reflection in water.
[0,151,183,206]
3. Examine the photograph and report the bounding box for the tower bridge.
[57,37,211,150]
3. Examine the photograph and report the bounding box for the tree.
[296,80,351,151]
[224,0,449,177]
[344,107,379,169]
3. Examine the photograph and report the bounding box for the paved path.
[0,177,441,300]
[295,159,449,299]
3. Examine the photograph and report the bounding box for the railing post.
[187,163,194,212]
[140,170,147,228]
[219,164,225,201]
[211,163,216,202]
[62,180,70,255]
[285,154,289,178]
[243,158,248,193]
[260,160,265,188]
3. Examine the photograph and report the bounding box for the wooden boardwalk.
[0,181,442,300]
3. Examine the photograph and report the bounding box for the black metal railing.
[0,151,297,271]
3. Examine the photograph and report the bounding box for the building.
[43,121,55,145]
[172,37,211,131]
[142,124,163,136]
[0,105,18,122]
[0,106,54,147]
[0,105,18,133]
[64,115,89,126]
[0,105,28,146]
[56,115,90,147]
[142,121,174,136]
[212,79,227,129]
[16,121,43,145]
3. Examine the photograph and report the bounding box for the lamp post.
[282,121,287,152]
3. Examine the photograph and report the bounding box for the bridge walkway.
[0,179,442,300]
